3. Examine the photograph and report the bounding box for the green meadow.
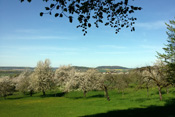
[0,88,175,117]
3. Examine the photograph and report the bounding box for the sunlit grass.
[0,88,174,117]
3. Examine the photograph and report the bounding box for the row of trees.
[0,59,132,100]
[0,59,174,101]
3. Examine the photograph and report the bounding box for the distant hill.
[96,66,129,70]
[0,67,34,71]
[0,66,92,72]
[72,66,92,72]
[0,66,129,73]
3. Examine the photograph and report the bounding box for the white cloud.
[135,21,166,30]
[0,55,19,58]
[139,45,162,50]
[95,51,128,55]
[98,45,126,49]
[0,45,78,52]
[19,46,78,51]
[1,35,75,40]
[15,29,40,33]
[39,51,79,56]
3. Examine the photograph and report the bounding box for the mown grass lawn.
[0,88,175,117]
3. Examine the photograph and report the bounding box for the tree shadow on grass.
[81,99,175,117]
[88,94,104,98]
[1,96,24,100]
[133,98,152,103]
[40,92,66,98]
[67,94,105,100]
[68,96,83,99]
[4,93,34,100]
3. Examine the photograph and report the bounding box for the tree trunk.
[158,86,162,101]
[104,91,106,97]
[42,90,46,96]
[117,88,120,93]
[83,90,87,98]
[122,89,124,97]
[146,86,149,98]
[166,87,169,94]
[104,86,110,101]
[30,90,33,97]
[3,95,7,99]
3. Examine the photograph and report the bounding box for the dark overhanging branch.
[20,0,142,36]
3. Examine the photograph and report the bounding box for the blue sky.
[0,0,175,68]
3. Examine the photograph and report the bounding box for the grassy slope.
[0,88,175,117]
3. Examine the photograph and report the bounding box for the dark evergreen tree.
[157,18,175,84]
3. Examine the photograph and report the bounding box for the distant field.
[0,66,130,73]
[0,88,175,117]
[0,67,129,77]
[0,70,22,77]
[98,69,129,73]
[0,67,31,77]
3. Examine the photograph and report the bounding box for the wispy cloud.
[98,45,126,49]
[15,29,40,33]
[39,52,79,56]
[95,51,128,55]
[0,45,80,58]
[0,55,19,58]
[1,35,76,40]
[0,45,78,51]
[19,46,78,51]
[135,21,166,30]
[139,45,162,50]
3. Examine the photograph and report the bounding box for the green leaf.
[56,5,60,9]
[138,7,142,10]
[111,18,115,21]
[55,13,59,17]
[105,22,109,26]
[63,8,67,12]
[40,12,43,16]
[99,19,103,23]
[76,4,80,8]
[76,0,80,3]
[129,10,134,13]
[45,7,50,10]
[69,16,73,23]
[88,23,91,28]
[60,14,63,17]
[124,0,128,5]
[50,4,54,8]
